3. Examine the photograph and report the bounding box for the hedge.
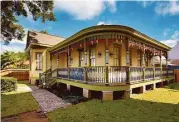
[1,77,17,93]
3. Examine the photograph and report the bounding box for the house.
[26,25,175,100]
[168,41,179,68]
[168,41,179,82]
[25,31,65,84]
[169,41,179,60]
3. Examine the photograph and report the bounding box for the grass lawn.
[17,80,34,86]
[47,83,179,122]
[1,81,39,117]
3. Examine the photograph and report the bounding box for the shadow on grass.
[164,83,179,90]
[47,98,179,122]
[46,82,179,122]
[1,92,39,118]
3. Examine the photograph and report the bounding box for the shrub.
[1,77,17,92]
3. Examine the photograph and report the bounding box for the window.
[36,53,42,70]
[113,46,120,66]
[90,47,96,66]
[79,51,84,67]
[137,50,142,67]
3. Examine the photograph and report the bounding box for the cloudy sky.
[1,1,179,54]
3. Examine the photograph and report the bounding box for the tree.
[40,30,48,34]
[0,51,29,69]
[1,1,56,44]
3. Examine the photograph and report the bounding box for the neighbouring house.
[168,41,179,68]
[26,25,175,100]
[168,41,179,82]
[25,31,65,84]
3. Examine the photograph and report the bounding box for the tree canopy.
[1,51,29,69]
[1,1,56,44]
[40,30,48,34]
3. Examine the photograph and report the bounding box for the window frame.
[113,45,121,66]
[89,46,96,66]
[79,50,84,67]
[35,52,43,71]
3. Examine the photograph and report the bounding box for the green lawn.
[47,83,179,122]
[17,80,34,86]
[1,81,39,117]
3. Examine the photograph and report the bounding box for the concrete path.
[31,88,71,113]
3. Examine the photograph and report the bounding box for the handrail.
[55,66,174,85]
[41,68,51,75]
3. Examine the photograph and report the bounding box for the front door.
[113,45,120,66]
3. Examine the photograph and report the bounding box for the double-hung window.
[79,51,84,67]
[36,53,42,70]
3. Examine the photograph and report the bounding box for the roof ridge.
[28,30,65,39]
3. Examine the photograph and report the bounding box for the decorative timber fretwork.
[162,51,168,59]
[145,46,153,53]
[86,35,104,46]
[154,48,161,56]
[70,40,84,51]
[50,32,168,66]
[129,40,143,51]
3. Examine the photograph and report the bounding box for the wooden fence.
[1,69,29,81]
[174,69,179,82]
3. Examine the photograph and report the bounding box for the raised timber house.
[26,25,175,100]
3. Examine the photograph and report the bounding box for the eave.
[25,43,53,52]
[48,25,171,53]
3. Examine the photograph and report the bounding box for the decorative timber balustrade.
[86,66,105,83]
[40,66,174,85]
[145,67,154,80]
[70,68,84,81]
[108,66,127,83]
[155,67,161,79]
[130,67,143,83]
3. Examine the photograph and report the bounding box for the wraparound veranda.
[27,25,175,100]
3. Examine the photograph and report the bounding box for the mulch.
[1,110,49,122]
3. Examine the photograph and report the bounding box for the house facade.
[27,25,175,100]
[25,31,64,84]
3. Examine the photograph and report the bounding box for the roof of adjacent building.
[48,25,171,52]
[169,59,179,66]
[168,41,179,60]
[25,31,65,51]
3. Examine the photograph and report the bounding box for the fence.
[1,69,29,81]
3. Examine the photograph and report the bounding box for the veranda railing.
[42,66,174,85]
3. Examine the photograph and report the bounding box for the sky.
[1,1,179,54]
